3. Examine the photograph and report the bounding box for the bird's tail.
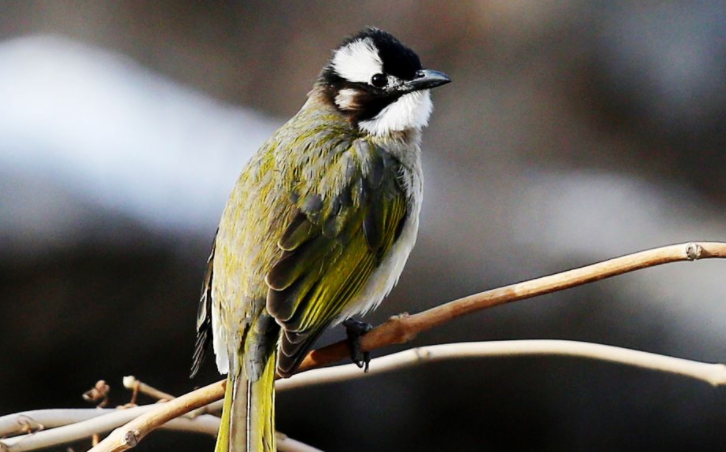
[215,351,277,452]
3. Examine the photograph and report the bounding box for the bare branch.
[296,242,726,372]
[279,340,726,390]
[0,409,135,438]
[4,337,726,451]
[87,381,224,452]
[82,381,110,408]
[0,408,318,452]
[122,376,175,402]
[32,241,726,452]
[0,406,219,452]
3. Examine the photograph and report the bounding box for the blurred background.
[2,1,726,451]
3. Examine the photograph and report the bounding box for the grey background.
[2,1,726,451]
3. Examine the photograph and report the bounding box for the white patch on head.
[332,38,383,84]
[335,88,359,110]
[359,90,433,136]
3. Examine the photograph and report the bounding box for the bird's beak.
[403,69,451,92]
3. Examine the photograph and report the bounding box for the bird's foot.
[343,318,373,372]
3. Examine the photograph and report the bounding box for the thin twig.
[82,381,110,409]
[296,241,726,372]
[279,340,726,390]
[0,406,316,452]
[4,338,726,451]
[0,405,220,452]
[185,399,223,419]
[0,408,149,439]
[87,382,223,452]
[0,407,314,452]
[85,241,726,452]
[122,376,175,402]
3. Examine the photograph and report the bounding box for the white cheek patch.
[332,38,382,84]
[359,90,433,136]
[335,88,359,111]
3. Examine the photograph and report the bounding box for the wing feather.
[267,140,409,377]
[190,232,217,378]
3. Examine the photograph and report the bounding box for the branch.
[85,241,726,452]
[0,406,220,452]
[120,376,222,418]
[296,241,726,372]
[87,381,223,452]
[0,407,152,438]
[4,338,726,451]
[122,376,175,401]
[279,340,726,390]
[0,406,318,452]
[84,384,318,452]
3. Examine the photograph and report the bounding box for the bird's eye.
[371,73,387,88]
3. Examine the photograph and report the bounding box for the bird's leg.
[343,318,373,372]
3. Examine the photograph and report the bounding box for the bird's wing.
[190,231,216,378]
[266,140,409,377]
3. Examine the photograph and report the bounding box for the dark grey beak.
[405,69,451,92]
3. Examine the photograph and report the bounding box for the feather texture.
[205,89,423,451]
[191,234,216,378]
[192,26,449,452]
[267,139,409,376]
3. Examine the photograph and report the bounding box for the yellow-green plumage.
[204,91,421,452]
[216,350,276,452]
[193,27,449,452]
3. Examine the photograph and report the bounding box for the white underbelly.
[336,200,420,322]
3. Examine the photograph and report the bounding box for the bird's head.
[319,27,450,137]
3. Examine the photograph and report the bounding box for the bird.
[191,27,450,452]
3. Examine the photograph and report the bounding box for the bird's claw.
[343,318,373,372]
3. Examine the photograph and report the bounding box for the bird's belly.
[336,211,419,323]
